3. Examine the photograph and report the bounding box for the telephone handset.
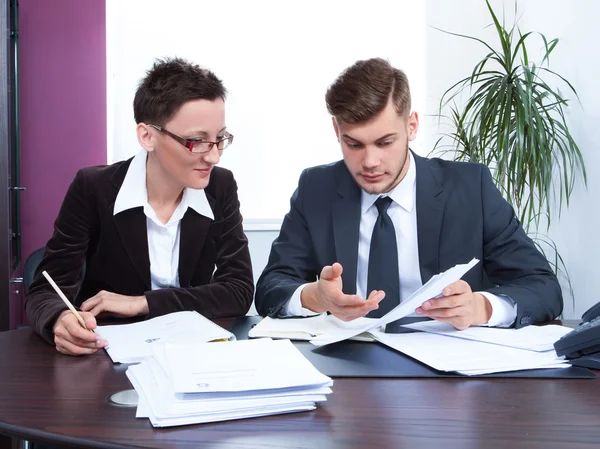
[554,302,600,369]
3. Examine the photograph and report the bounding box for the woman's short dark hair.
[133,57,227,125]
[325,57,411,124]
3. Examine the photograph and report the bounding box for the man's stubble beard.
[362,141,410,195]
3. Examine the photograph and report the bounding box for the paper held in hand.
[309,258,480,347]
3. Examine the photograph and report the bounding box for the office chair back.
[23,247,87,297]
[23,247,46,296]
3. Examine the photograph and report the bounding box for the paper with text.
[95,311,234,363]
[163,338,332,394]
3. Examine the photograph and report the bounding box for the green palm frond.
[432,0,586,307]
[434,0,586,230]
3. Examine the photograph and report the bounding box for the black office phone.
[554,302,600,369]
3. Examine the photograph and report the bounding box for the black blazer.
[255,153,562,328]
[26,158,254,343]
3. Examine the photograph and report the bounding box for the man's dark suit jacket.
[27,158,254,344]
[255,153,563,328]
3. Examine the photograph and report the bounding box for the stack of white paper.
[95,311,235,363]
[126,338,333,427]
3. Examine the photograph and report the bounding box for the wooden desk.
[1,319,599,449]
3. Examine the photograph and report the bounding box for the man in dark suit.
[27,58,253,355]
[255,58,562,329]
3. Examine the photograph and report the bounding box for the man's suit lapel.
[110,161,152,289]
[178,193,214,287]
[414,153,446,284]
[333,165,361,295]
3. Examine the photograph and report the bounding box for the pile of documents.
[95,312,333,426]
[125,338,333,427]
[249,258,574,376]
[371,321,572,375]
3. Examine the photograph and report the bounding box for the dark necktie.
[366,196,400,318]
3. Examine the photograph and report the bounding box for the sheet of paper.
[372,330,569,375]
[143,355,330,402]
[402,321,572,352]
[95,311,234,363]
[310,258,480,347]
[146,404,317,428]
[457,362,569,376]
[248,314,382,341]
[136,393,150,418]
[163,338,332,394]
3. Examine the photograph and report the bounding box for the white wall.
[108,0,599,320]
[106,0,427,223]
[426,0,600,319]
[246,229,279,315]
[521,0,600,319]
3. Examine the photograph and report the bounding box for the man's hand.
[53,310,107,356]
[80,291,149,318]
[415,280,492,330]
[301,263,384,321]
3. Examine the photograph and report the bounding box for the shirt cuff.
[282,283,321,317]
[478,292,517,327]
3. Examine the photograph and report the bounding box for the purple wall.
[16,0,106,325]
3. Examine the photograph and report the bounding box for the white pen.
[42,270,89,330]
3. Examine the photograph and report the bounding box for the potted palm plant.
[433,0,586,296]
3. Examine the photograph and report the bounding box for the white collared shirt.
[286,152,517,327]
[113,150,214,290]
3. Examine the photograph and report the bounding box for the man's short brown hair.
[325,57,411,123]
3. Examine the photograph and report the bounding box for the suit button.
[520,316,531,326]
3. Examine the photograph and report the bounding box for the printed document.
[95,311,234,363]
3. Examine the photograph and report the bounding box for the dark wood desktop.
[0,319,599,449]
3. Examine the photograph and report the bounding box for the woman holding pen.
[26,58,253,356]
